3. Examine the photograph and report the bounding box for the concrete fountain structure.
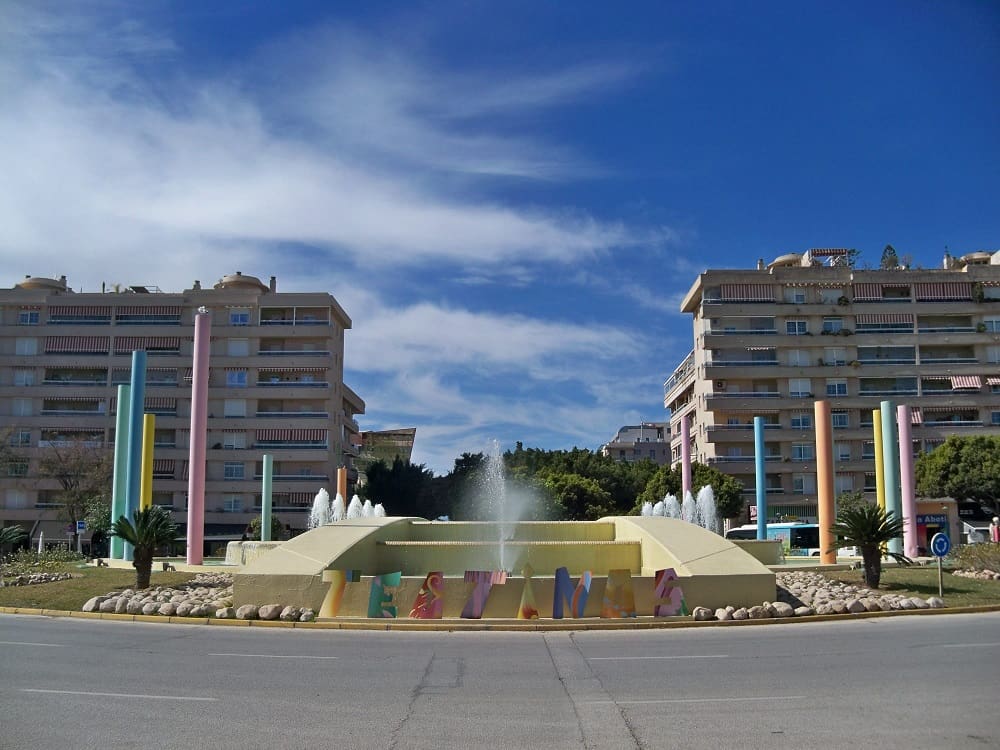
[233,442,775,620]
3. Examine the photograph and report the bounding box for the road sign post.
[930,532,951,599]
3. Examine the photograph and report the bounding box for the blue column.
[754,416,766,540]
[880,399,902,555]
[261,455,273,542]
[109,385,131,559]
[124,350,147,561]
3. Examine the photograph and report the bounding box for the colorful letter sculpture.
[653,567,688,617]
[409,571,445,619]
[517,564,539,620]
[601,569,636,618]
[461,570,507,619]
[368,571,402,618]
[320,569,361,618]
[553,567,592,619]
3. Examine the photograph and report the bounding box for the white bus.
[725,522,821,556]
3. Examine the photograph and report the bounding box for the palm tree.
[828,504,910,588]
[0,525,27,587]
[111,507,177,589]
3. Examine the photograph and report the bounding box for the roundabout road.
[1,611,998,749]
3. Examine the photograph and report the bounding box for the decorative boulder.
[82,596,105,613]
[714,608,732,621]
[747,605,770,619]
[299,608,316,622]
[99,598,120,613]
[258,604,283,621]
[235,604,259,620]
[158,602,176,617]
[793,606,814,617]
[215,607,235,619]
[731,607,748,621]
[126,599,145,615]
[846,599,867,614]
[141,602,160,615]
[771,602,794,618]
[692,606,714,621]
[926,597,945,609]
[280,606,301,622]
[175,602,194,617]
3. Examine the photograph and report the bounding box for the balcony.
[255,411,329,418]
[713,391,781,398]
[708,360,779,368]
[255,380,329,388]
[858,389,919,397]
[254,473,330,481]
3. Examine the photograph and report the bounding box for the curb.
[2,603,999,631]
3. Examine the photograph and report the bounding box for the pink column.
[814,400,836,565]
[897,404,918,558]
[186,310,211,564]
[681,414,692,498]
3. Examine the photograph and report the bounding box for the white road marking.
[584,695,807,705]
[22,689,217,702]
[208,653,339,660]
[0,641,65,648]
[588,654,728,660]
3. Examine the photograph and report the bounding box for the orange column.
[814,400,836,564]
[337,466,348,500]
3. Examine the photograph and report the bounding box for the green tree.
[541,472,613,520]
[636,462,745,520]
[83,495,113,557]
[915,435,1000,514]
[828,505,909,588]
[246,514,284,541]
[0,525,27,586]
[359,457,438,519]
[880,244,900,269]
[111,506,177,589]
[836,490,868,515]
[37,439,113,548]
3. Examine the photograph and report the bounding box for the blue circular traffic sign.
[930,532,951,558]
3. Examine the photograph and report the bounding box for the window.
[822,317,843,333]
[820,289,844,304]
[223,494,243,512]
[831,410,849,429]
[988,346,1000,364]
[223,462,244,480]
[864,473,877,492]
[791,411,812,429]
[789,378,811,397]
[223,399,246,417]
[786,320,808,335]
[824,347,847,366]
[793,474,816,494]
[9,430,30,447]
[791,443,814,461]
[785,288,807,304]
[7,459,28,477]
[787,349,809,367]
[18,310,39,325]
[992,412,1000,426]
[835,475,854,494]
[834,443,851,462]
[229,309,251,326]
[5,489,28,509]
[982,318,1000,333]
[14,368,35,386]
[223,433,247,450]
[12,398,32,416]
[227,338,249,357]
[826,379,848,396]
[15,338,38,355]
[225,369,247,387]
[861,441,875,459]
[727,417,741,426]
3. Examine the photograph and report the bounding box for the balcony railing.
[713,392,781,398]
[708,360,779,367]
[40,408,104,416]
[923,418,982,426]
[256,381,329,388]
[857,358,916,365]
[255,411,329,418]
[254,441,329,449]
[253,473,330,481]
[42,379,106,385]
[708,328,777,336]
[919,357,977,364]
[859,389,919,397]
[257,350,330,356]
[918,326,975,333]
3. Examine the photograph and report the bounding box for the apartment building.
[600,423,670,465]
[0,271,365,546]
[663,248,1000,524]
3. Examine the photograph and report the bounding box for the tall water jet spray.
[309,489,331,529]
[332,494,346,522]
[346,495,363,519]
[681,491,697,525]
[483,440,508,571]
[652,500,664,517]
[696,485,720,535]
[663,494,681,519]
[641,502,653,517]
[373,503,386,517]
[362,499,373,517]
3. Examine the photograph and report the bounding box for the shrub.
[949,543,1000,572]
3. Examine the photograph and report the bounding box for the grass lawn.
[825,566,1000,608]
[0,563,197,611]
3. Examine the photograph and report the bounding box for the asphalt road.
[1,613,998,749]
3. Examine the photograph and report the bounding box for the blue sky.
[2,1,998,473]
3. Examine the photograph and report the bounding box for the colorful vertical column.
[681,414,692,499]
[109,385,131,559]
[873,409,886,513]
[880,400,902,555]
[140,413,155,510]
[261,454,273,542]
[337,466,348,503]
[124,350,147,561]
[814,400,836,564]
[897,404,918,558]
[753,416,766,539]
[186,309,211,565]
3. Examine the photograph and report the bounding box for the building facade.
[600,423,671,464]
[355,427,417,482]
[663,249,1000,527]
[0,272,365,547]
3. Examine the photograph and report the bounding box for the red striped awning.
[255,428,327,441]
[911,408,922,425]
[746,346,776,352]
[49,306,112,316]
[914,282,972,301]
[257,366,328,373]
[852,283,882,301]
[114,336,181,353]
[152,459,174,472]
[856,313,914,325]
[44,336,110,353]
[809,248,850,256]
[951,375,982,389]
[116,306,182,316]
[987,377,1000,386]
[181,460,189,480]
[275,492,315,506]
[145,397,176,408]
[720,284,774,302]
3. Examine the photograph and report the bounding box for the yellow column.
[140,413,155,510]
[814,400,836,565]
[873,409,886,513]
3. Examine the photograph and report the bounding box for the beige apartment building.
[664,248,1000,524]
[600,423,671,465]
[0,271,365,548]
